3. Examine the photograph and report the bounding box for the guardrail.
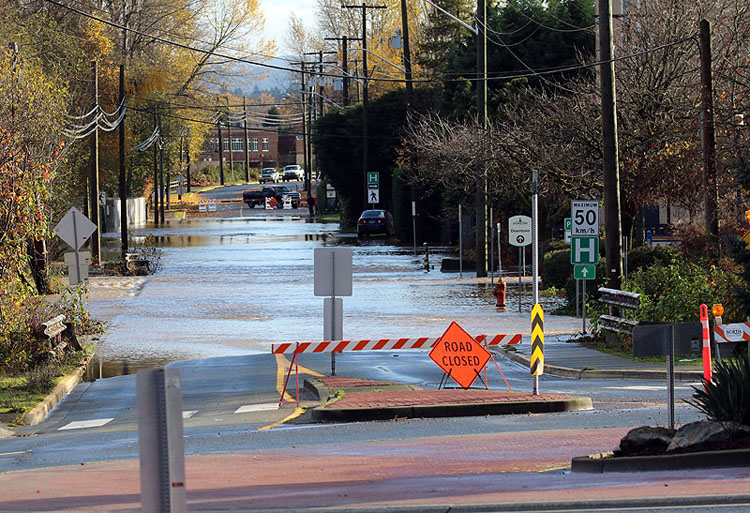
[597,287,641,336]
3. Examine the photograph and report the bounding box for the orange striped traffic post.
[700,304,712,384]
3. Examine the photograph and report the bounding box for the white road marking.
[234,403,279,414]
[0,451,31,457]
[58,418,114,431]
[603,385,693,391]
[182,410,197,419]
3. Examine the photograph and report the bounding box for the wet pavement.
[92,214,579,375]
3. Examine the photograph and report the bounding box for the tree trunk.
[27,238,50,294]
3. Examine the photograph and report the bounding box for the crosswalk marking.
[58,418,114,431]
[603,385,694,391]
[234,403,279,414]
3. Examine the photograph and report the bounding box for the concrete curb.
[572,448,750,473]
[493,347,703,381]
[312,396,594,422]
[20,336,98,427]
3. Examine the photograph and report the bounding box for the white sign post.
[314,248,353,376]
[54,207,97,285]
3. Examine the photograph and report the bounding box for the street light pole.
[475,0,487,278]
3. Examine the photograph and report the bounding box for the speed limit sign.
[571,200,599,236]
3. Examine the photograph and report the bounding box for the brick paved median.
[326,389,578,409]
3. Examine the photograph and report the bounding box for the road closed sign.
[508,215,532,247]
[429,321,491,389]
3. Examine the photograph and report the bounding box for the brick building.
[198,125,303,170]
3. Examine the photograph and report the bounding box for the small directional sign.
[530,305,544,376]
[367,172,379,188]
[574,264,596,280]
[368,188,379,204]
[570,236,599,265]
[508,215,532,247]
[564,217,572,243]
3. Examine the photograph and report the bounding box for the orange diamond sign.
[429,321,491,389]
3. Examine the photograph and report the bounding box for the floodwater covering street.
[91,212,576,374]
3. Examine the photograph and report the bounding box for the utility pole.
[118,64,127,262]
[343,2,387,209]
[293,60,312,213]
[217,103,225,185]
[186,140,191,193]
[399,0,414,109]
[700,19,718,236]
[475,0,487,277]
[243,96,250,183]
[89,60,102,263]
[598,0,623,289]
[152,107,159,225]
[158,112,165,225]
[325,36,361,107]
[225,99,234,181]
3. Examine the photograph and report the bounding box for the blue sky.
[259,0,316,52]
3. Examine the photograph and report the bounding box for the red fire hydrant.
[492,278,507,308]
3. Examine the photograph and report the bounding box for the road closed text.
[441,341,482,367]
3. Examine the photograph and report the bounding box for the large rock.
[619,426,676,454]
[667,421,732,451]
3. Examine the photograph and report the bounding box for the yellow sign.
[531,304,544,376]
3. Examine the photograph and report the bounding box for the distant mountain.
[226,56,299,101]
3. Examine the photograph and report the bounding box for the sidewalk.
[499,335,704,381]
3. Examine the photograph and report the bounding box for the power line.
[43,0,697,88]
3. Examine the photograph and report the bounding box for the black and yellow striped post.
[531,304,544,394]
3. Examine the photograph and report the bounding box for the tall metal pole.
[89,60,102,263]
[118,64,127,262]
[400,0,414,108]
[532,170,539,304]
[158,112,165,225]
[598,0,623,290]
[343,36,350,106]
[217,101,225,186]
[475,0,487,278]
[700,19,718,236]
[299,62,309,178]
[343,3,386,209]
[243,96,250,183]
[226,100,234,181]
[152,107,159,225]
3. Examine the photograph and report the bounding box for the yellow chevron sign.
[531,304,544,376]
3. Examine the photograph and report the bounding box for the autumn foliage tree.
[0,47,66,355]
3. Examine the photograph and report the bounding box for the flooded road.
[91,214,575,373]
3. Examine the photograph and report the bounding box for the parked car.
[259,168,280,183]
[357,209,395,238]
[282,164,305,182]
[243,185,301,208]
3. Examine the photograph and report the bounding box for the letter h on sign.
[570,237,599,265]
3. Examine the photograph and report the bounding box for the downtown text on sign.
[508,215,532,247]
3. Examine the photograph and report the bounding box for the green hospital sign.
[570,237,599,265]
[367,172,379,187]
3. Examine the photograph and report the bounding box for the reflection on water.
[89,216,575,380]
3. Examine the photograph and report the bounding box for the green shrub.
[688,356,750,425]
[626,245,676,273]
[543,249,573,289]
[25,362,60,391]
[626,259,742,323]
[546,239,570,252]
